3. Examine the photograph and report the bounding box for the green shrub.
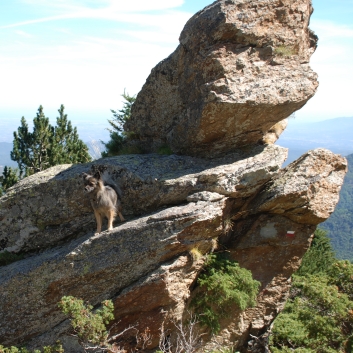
[0,342,63,353]
[191,253,260,333]
[58,296,114,348]
[157,145,173,155]
[271,273,353,352]
[296,228,336,276]
[0,296,115,353]
[270,230,353,352]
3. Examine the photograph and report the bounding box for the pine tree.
[102,90,136,157]
[0,166,19,196]
[11,105,91,177]
[50,105,91,165]
[11,106,53,177]
[108,90,136,134]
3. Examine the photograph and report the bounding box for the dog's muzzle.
[84,186,94,193]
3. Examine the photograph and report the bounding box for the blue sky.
[0,0,352,142]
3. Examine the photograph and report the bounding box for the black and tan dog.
[82,170,125,234]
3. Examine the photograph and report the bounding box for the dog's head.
[82,171,101,193]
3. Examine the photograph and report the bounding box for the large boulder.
[125,0,318,157]
[0,145,286,254]
[0,148,346,351]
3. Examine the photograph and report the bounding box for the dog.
[82,170,125,234]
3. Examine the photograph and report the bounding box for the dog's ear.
[94,171,101,180]
[81,172,89,180]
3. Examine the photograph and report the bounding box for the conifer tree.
[102,90,136,157]
[11,105,91,177]
[108,90,136,134]
[50,105,91,165]
[11,106,52,177]
[0,166,19,196]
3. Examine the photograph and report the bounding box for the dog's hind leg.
[94,210,103,234]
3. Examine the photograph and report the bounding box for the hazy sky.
[0,0,352,142]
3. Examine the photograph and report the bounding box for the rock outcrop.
[0,145,285,254]
[0,148,346,351]
[0,1,346,352]
[125,0,318,157]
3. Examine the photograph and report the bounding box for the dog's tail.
[101,171,123,199]
[107,182,123,199]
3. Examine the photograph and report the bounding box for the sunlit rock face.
[125,0,318,158]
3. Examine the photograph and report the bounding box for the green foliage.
[328,260,353,300]
[270,230,353,353]
[11,108,52,177]
[321,153,353,261]
[101,131,125,157]
[11,105,91,177]
[0,341,63,353]
[0,166,19,195]
[274,45,297,57]
[102,90,136,157]
[0,250,24,267]
[191,253,260,333]
[296,228,336,276]
[49,105,91,166]
[0,296,114,353]
[157,145,173,155]
[58,296,114,348]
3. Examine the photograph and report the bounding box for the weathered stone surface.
[125,0,318,157]
[245,148,348,224]
[0,148,346,351]
[109,254,204,350]
[0,199,224,346]
[0,145,286,254]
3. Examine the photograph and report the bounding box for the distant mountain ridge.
[321,153,353,261]
[277,116,353,165]
[1,116,353,171]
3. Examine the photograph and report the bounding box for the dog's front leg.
[94,209,102,234]
[107,210,115,231]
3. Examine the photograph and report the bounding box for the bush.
[58,296,114,348]
[270,230,353,352]
[296,228,336,276]
[157,145,173,155]
[0,342,63,353]
[191,253,260,333]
